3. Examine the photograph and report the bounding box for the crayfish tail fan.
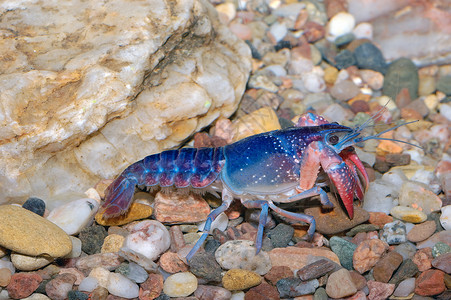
[101,174,137,218]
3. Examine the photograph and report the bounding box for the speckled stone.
[353,239,388,274]
[367,280,395,300]
[330,236,357,270]
[0,205,72,257]
[22,197,46,217]
[222,269,262,291]
[383,57,418,100]
[268,223,294,248]
[215,240,271,275]
[189,252,222,283]
[432,242,451,258]
[381,220,407,245]
[415,269,446,297]
[79,224,108,255]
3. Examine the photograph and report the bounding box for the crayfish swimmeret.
[101,111,413,261]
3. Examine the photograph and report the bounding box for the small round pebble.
[163,272,198,297]
[107,273,139,299]
[354,42,387,74]
[328,12,355,38]
[67,290,89,300]
[101,234,124,253]
[22,197,46,217]
[326,269,357,298]
[45,273,77,300]
[10,253,53,271]
[0,268,11,287]
[381,220,407,245]
[65,236,82,258]
[432,242,451,258]
[115,262,148,284]
[222,269,262,291]
[79,224,108,255]
[7,273,42,299]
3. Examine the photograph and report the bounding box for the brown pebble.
[373,251,403,283]
[194,285,232,300]
[296,259,335,281]
[385,153,411,166]
[46,273,77,300]
[91,286,109,300]
[368,212,393,228]
[245,282,280,300]
[154,191,210,223]
[432,252,451,273]
[0,268,11,287]
[264,266,293,286]
[413,247,433,272]
[159,252,189,273]
[349,270,367,290]
[350,100,370,113]
[407,221,436,242]
[169,226,186,252]
[139,273,164,300]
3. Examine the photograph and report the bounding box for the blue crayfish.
[101,111,411,261]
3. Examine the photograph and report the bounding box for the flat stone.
[10,253,53,271]
[245,282,279,300]
[138,273,163,300]
[398,182,442,215]
[95,203,153,226]
[304,193,369,235]
[189,252,222,283]
[373,251,403,283]
[417,231,451,249]
[154,191,210,223]
[431,252,451,273]
[0,205,72,257]
[0,0,251,204]
[383,57,418,100]
[296,259,335,281]
[269,247,340,272]
[264,266,293,286]
[389,259,419,285]
[407,221,436,243]
[390,206,427,224]
[194,285,231,300]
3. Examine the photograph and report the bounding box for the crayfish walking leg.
[186,188,234,261]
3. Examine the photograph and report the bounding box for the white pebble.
[302,72,326,93]
[264,65,287,77]
[439,103,451,121]
[121,220,170,261]
[215,3,236,23]
[10,253,53,271]
[353,22,373,40]
[440,205,451,230]
[0,258,15,274]
[269,22,287,43]
[64,236,82,258]
[107,273,139,299]
[363,180,398,214]
[381,169,408,190]
[47,198,99,235]
[163,272,198,298]
[78,277,99,292]
[198,212,228,233]
[328,12,355,37]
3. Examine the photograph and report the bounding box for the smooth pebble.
[65,237,82,258]
[78,277,99,292]
[198,212,228,233]
[328,12,355,38]
[440,205,451,230]
[47,198,99,235]
[10,253,53,271]
[163,272,198,297]
[393,277,416,297]
[121,220,170,261]
[390,206,427,223]
[107,273,139,299]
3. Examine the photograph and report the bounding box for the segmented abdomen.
[123,147,225,188]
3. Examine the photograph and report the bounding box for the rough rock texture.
[0,0,251,204]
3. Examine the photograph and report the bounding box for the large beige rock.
[0,0,251,203]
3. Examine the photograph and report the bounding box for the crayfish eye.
[328,134,339,145]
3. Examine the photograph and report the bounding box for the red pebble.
[7,273,42,299]
[139,273,164,300]
[415,269,446,296]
